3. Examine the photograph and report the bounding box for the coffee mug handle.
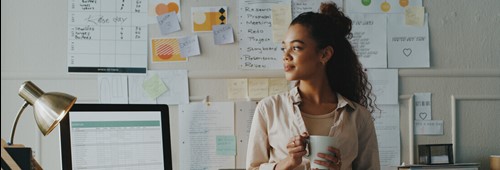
[304,138,311,157]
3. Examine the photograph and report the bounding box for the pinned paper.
[292,0,342,19]
[414,93,432,121]
[151,38,187,62]
[178,35,201,57]
[157,11,181,35]
[269,78,288,95]
[271,4,292,43]
[148,0,181,24]
[98,75,128,104]
[248,78,269,99]
[142,74,168,99]
[405,6,425,26]
[216,135,236,156]
[213,24,234,45]
[227,79,248,99]
[415,120,443,135]
[192,6,227,32]
[387,13,429,68]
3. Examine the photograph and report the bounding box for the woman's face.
[282,24,325,81]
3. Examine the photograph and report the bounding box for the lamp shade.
[18,81,77,135]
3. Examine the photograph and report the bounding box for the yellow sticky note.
[142,74,168,99]
[248,78,269,99]
[227,79,248,99]
[272,4,292,43]
[269,78,288,96]
[405,6,425,27]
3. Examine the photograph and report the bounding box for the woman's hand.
[275,132,309,170]
[312,146,342,170]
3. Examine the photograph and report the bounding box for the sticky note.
[142,74,168,99]
[213,24,234,45]
[269,78,288,96]
[227,79,248,99]
[157,11,181,35]
[178,35,201,57]
[248,78,269,99]
[405,6,425,27]
[216,135,236,156]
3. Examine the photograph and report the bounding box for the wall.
[2,0,499,169]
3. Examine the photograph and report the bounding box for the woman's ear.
[322,46,334,63]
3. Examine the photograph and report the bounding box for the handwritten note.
[292,0,343,19]
[405,6,425,26]
[248,78,269,99]
[388,13,429,68]
[179,102,235,170]
[68,0,147,73]
[238,0,290,69]
[349,13,387,68]
[157,11,181,35]
[213,24,235,45]
[178,35,201,57]
[271,4,292,43]
[269,78,289,95]
[142,74,168,99]
[216,135,236,156]
[227,79,248,99]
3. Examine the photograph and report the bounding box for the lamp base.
[1,138,42,170]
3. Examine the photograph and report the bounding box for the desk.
[1,138,42,170]
[398,163,480,170]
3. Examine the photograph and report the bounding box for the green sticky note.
[142,74,168,99]
[216,135,236,156]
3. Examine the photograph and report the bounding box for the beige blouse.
[246,87,380,170]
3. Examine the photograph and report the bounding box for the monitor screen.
[60,104,171,170]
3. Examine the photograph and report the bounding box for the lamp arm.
[8,102,30,145]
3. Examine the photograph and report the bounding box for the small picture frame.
[418,144,453,165]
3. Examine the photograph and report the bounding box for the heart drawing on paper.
[403,48,412,57]
[419,112,427,120]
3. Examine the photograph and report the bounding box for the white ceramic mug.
[306,135,337,170]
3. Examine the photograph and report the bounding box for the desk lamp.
[1,81,77,169]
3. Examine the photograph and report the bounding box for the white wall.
[2,0,499,170]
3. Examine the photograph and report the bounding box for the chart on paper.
[68,0,148,73]
[70,112,164,169]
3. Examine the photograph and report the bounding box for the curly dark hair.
[290,2,378,114]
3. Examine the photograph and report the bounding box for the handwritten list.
[238,0,291,70]
[349,13,387,68]
[68,0,148,73]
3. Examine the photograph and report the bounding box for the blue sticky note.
[213,24,234,45]
[216,135,236,156]
[157,11,181,35]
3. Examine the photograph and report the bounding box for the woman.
[246,2,380,170]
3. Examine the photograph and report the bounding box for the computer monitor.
[60,104,171,170]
